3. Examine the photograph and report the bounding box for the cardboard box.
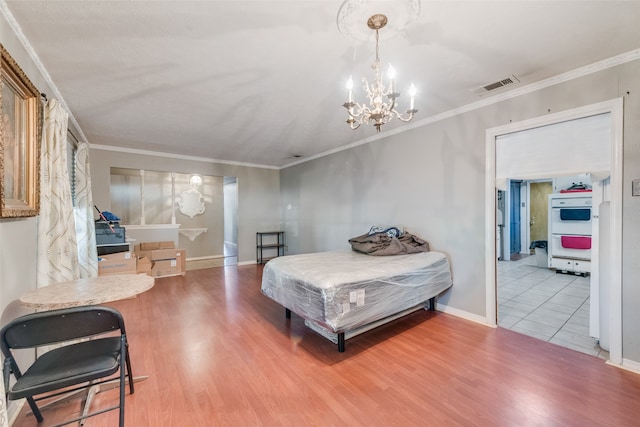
[136,256,152,275]
[134,241,174,251]
[134,241,179,261]
[149,249,186,277]
[98,251,137,276]
[133,241,186,277]
[135,248,180,261]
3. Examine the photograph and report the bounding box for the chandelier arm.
[345,110,358,120]
[391,108,418,122]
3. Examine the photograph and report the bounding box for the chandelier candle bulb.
[409,83,416,110]
[346,76,354,102]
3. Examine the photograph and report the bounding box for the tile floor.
[497,254,609,359]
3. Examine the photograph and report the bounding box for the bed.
[261,249,452,352]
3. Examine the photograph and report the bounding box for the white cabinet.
[550,257,591,275]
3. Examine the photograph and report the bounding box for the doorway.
[223,177,238,265]
[509,180,522,256]
[529,181,552,243]
[497,177,606,357]
[485,98,623,364]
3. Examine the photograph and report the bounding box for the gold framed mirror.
[1,43,42,218]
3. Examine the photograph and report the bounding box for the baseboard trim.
[607,358,640,375]
[185,255,230,271]
[436,303,494,327]
[186,255,224,261]
[7,398,25,426]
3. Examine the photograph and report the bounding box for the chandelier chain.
[375,28,380,63]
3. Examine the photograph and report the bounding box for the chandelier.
[342,14,417,132]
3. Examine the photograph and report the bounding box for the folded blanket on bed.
[348,232,430,256]
[367,225,403,238]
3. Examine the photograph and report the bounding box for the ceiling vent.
[471,75,520,95]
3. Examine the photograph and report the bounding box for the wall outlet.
[633,179,640,196]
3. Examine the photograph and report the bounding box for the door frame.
[484,98,623,364]
[509,180,522,256]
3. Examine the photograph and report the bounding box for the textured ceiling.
[3,1,640,168]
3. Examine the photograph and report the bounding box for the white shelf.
[179,228,208,241]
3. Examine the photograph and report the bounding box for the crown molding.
[90,144,279,170]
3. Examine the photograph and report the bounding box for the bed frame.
[284,297,437,352]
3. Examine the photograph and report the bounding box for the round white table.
[20,273,154,310]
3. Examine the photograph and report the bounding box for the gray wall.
[280,59,640,364]
[90,149,281,264]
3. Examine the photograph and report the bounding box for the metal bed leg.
[338,333,345,352]
[429,297,436,311]
[285,308,291,319]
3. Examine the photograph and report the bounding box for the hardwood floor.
[10,264,640,426]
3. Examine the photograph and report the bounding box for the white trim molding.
[437,304,493,327]
[90,144,279,170]
[617,359,640,375]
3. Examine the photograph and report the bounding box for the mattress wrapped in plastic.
[261,250,452,333]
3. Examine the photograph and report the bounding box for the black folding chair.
[1,305,134,427]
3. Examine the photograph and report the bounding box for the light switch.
[633,179,640,196]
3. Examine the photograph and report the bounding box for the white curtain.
[74,141,98,278]
[0,380,8,427]
[37,99,79,287]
